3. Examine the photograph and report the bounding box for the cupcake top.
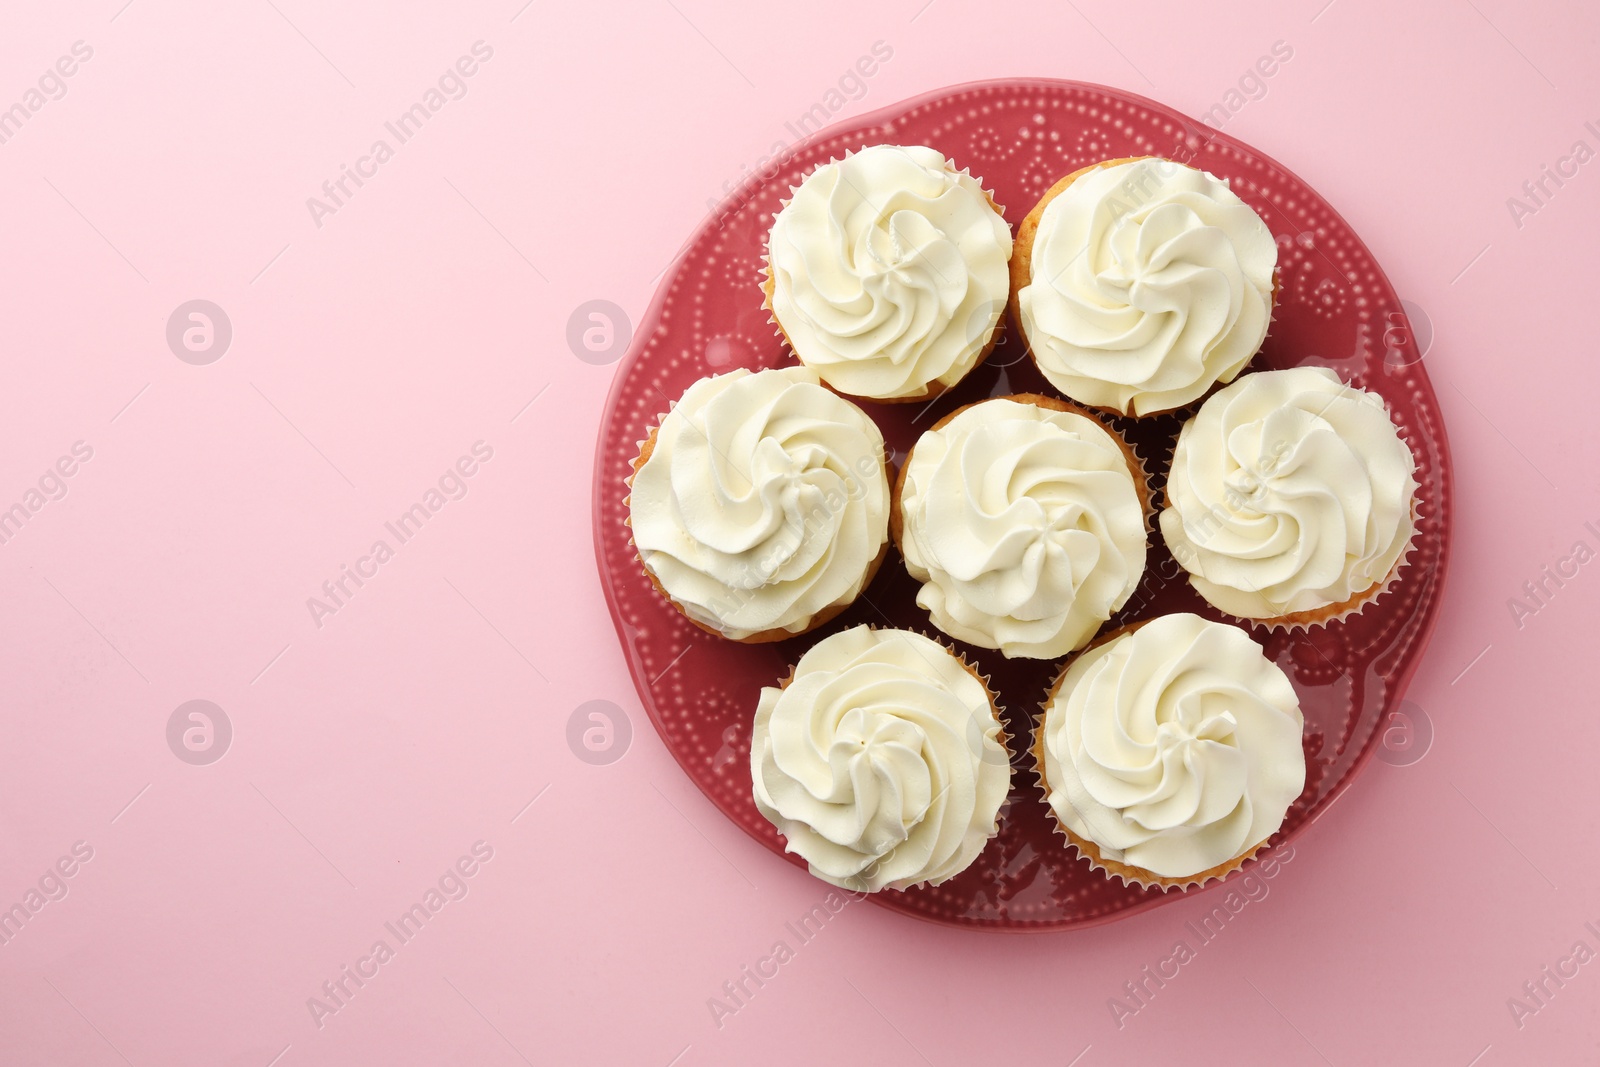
[628,367,890,640]
[752,625,1009,892]
[765,144,1013,401]
[897,396,1147,659]
[1017,158,1277,416]
[1038,613,1305,881]
[1159,366,1418,621]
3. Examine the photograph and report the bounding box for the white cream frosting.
[752,625,1010,892]
[1040,613,1305,880]
[1159,367,1418,620]
[629,367,890,640]
[766,144,1013,401]
[1018,158,1277,415]
[898,398,1147,659]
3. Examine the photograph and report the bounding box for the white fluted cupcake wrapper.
[1027,686,1268,893]
[1213,486,1423,636]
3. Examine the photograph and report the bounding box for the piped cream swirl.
[898,398,1146,658]
[1018,158,1277,415]
[766,144,1013,401]
[629,367,889,640]
[1158,367,1418,620]
[752,626,1009,892]
[1039,613,1305,880]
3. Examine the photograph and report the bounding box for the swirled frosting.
[898,397,1147,658]
[752,625,1010,891]
[1017,158,1277,415]
[1039,613,1305,880]
[1159,367,1418,620]
[766,144,1013,401]
[629,367,890,640]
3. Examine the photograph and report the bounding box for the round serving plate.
[592,78,1451,931]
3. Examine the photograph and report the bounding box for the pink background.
[1,1,1593,1064]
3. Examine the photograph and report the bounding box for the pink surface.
[0,1,1592,1064]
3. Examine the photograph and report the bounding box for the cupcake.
[1034,613,1306,889]
[763,144,1013,403]
[627,366,890,642]
[751,625,1010,892]
[892,395,1149,659]
[1159,366,1419,627]
[1011,156,1278,416]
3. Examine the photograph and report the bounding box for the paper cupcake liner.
[1245,407,1428,632]
[1008,156,1280,421]
[624,397,892,645]
[623,417,729,641]
[1153,381,1424,635]
[1027,622,1271,892]
[758,148,1009,405]
[1243,500,1420,635]
[1190,482,1422,637]
[761,624,1012,894]
[1054,824,1269,894]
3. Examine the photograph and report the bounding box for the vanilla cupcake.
[893,395,1149,659]
[763,144,1013,403]
[1035,614,1305,889]
[752,625,1010,891]
[1011,157,1277,416]
[627,367,890,642]
[1159,367,1418,627]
